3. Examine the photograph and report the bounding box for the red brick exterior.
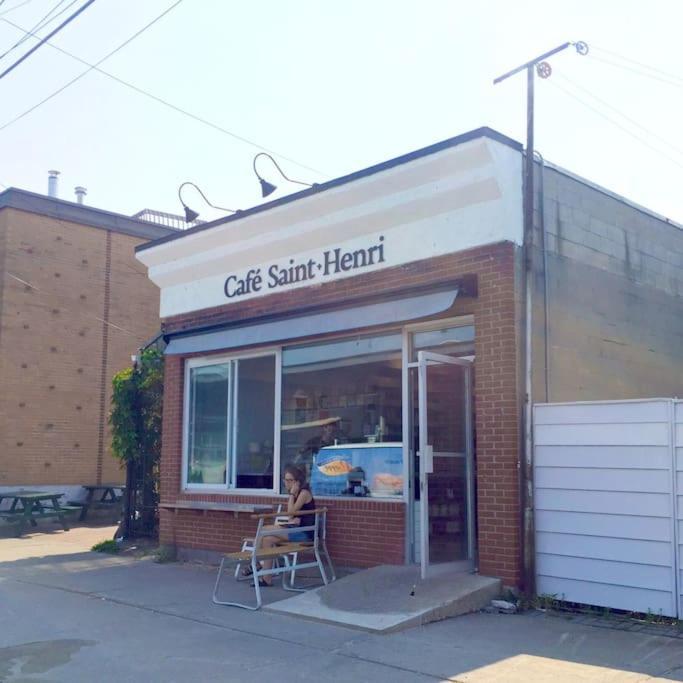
[159,241,521,585]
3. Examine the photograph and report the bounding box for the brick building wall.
[0,206,164,486]
[159,241,522,585]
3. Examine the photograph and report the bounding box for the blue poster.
[311,443,403,497]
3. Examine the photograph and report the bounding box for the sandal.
[251,578,272,588]
[241,563,261,577]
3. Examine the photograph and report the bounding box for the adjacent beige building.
[0,188,175,497]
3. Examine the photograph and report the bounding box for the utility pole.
[494,42,581,259]
[493,41,587,596]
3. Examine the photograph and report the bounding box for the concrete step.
[265,564,502,633]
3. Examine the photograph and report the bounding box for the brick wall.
[161,499,405,568]
[0,208,162,486]
[160,241,521,584]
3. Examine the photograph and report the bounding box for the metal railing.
[132,208,204,230]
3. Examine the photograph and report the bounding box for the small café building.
[136,128,523,588]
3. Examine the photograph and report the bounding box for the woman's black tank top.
[299,491,316,530]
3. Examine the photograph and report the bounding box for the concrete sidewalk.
[1,527,683,681]
[0,520,119,562]
[266,565,501,633]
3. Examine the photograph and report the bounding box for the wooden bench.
[0,505,81,519]
[69,485,125,521]
[0,504,80,535]
[234,507,335,585]
[212,508,333,610]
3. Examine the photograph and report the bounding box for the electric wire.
[0,11,328,177]
[0,0,183,130]
[0,0,96,83]
[590,44,683,87]
[0,0,67,61]
[545,77,683,171]
[0,0,77,62]
[589,52,683,90]
[0,0,36,16]
[7,271,140,337]
[555,73,683,159]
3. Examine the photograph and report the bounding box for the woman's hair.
[284,464,308,488]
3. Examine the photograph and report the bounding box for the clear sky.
[0,0,681,225]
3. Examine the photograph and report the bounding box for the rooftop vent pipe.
[47,170,59,198]
[74,186,87,204]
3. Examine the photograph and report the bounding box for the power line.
[0,0,76,62]
[6,271,139,337]
[591,53,683,89]
[0,0,37,16]
[590,44,683,86]
[588,53,683,90]
[0,0,184,131]
[0,0,67,59]
[0,11,328,177]
[545,77,683,171]
[0,0,96,83]
[555,73,683,159]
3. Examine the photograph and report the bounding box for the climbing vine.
[110,347,164,465]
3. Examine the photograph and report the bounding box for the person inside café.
[244,464,316,587]
[297,419,347,465]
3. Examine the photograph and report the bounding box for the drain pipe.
[535,151,550,402]
[522,153,536,597]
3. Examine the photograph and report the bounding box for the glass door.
[416,350,474,579]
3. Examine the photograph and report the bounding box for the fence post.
[119,458,135,539]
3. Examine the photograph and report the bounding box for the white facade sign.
[136,136,523,318]
[224,236,386,299]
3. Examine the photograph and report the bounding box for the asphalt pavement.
[1,524,683,682]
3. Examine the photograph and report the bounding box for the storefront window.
[185,354,276,489]
[234,355,276,489]
[186,364,230,485]
[280,334,403,497]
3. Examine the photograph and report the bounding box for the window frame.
[182,347,282,494]
[180,314,475,497]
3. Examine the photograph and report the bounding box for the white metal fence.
[534,399,681,618]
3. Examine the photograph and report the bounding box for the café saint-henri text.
[223,235,386,299]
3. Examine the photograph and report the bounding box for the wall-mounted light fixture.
[178,181,238,222]
[252,152,312,198]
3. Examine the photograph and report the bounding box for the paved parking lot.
[1,525,683,682]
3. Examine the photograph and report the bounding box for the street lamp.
[252,152,313,198]
[177,181,238,223]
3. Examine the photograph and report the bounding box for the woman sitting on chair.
[246,464,316,587]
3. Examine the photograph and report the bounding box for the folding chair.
[213,508,329,610]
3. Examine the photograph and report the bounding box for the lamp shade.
[259,178,277,198]
[183,205,199,223]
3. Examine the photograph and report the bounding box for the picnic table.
[0,490,80,536]
[72,484,125,521]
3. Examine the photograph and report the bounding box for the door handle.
[424,445,434,474]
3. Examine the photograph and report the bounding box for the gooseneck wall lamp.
[178,181,238,223]
[252,152,313,198]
